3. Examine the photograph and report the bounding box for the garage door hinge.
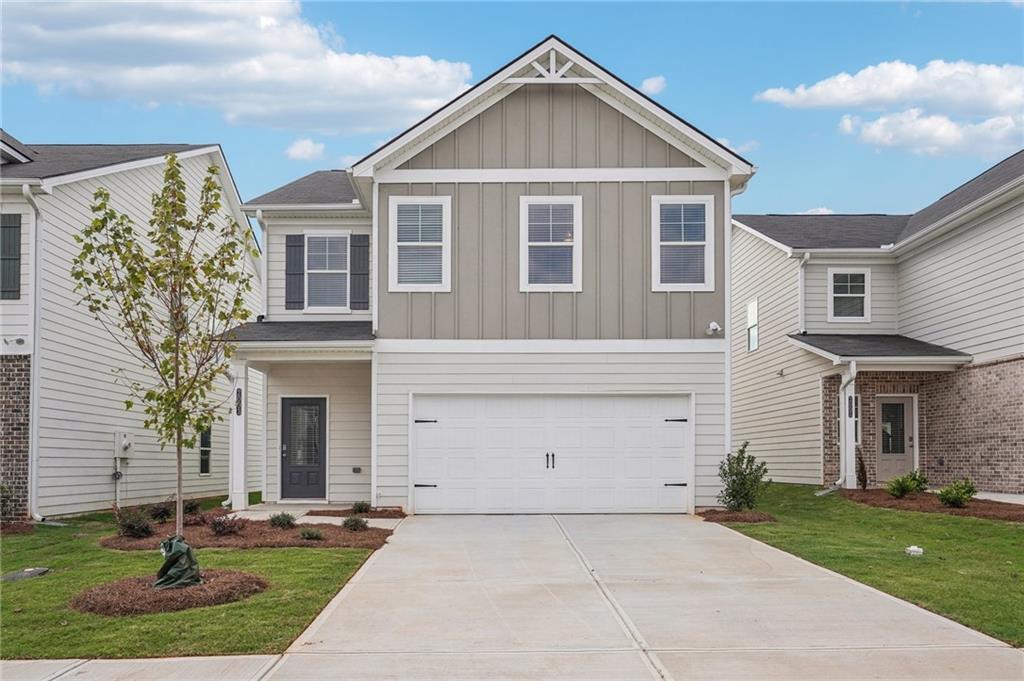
[414,483,438,488]
[414,419,438,424]
[664,482,688,487]
[664,418,688,422]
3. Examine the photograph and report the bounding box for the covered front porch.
[226,321,375,511]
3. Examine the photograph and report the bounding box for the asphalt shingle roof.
[789,334,970,359]
[225,321,373,343]
[245,170,358,206]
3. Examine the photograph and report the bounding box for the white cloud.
[338,154,361,168]
[840,108,1022,156]
[716,137,760,154]
[640,75,667,95]
[286,138,325,161]
[797,207,835,215]
[1,1,473,134]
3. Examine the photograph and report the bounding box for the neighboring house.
[731,151,1024,493]
[0,131,264,519]
[225,35,756,514]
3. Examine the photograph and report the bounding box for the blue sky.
[3,2,1022,215]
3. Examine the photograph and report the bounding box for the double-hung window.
[519,196,582,292]
[198,427,212,476]
[651,195,714,291]
[827,268,870,322]
[746,299,759,351]
[389,196,451,292]
[305,232,350,311]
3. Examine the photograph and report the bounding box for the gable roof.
[789,334,970,360]
[352,35,754,178]
[245,170,358,207]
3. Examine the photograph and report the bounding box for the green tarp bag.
[154,535,200,589]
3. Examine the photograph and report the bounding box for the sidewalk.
[2,656,279,681]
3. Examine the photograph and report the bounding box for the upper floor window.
[199,427,212,476]
[746,299,759,352]
[1,214,21,300]
[306,232,349,311]
[389,196,451,292]
[651,195,714,292]
[519,196,582,292]
[828,268,870,322]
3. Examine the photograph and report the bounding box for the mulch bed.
[70,569,267,616]
[699,509,777,523]
[306,507,406,519]
[100,519,392,551]
[842,489,1024,522]
[1,522,36,535]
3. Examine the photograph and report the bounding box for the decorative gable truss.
[504,49,602,85]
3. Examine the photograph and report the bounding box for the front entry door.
[876,396,915,482]
[281,398,327,499]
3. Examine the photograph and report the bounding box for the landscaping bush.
[269,512,296,529]
[907,470,928,491]
[299,527,323,541]
[148,500,174,523]
[885,470,928,498]
[938,479,977,508]
[183,499,202,515]
[113,504,153,538]
[183,512,209,527]
[342,516,368,532]
[856,457,868,490]
[209,515,247,536]
[351,501,372,514]
[716,441,770,511]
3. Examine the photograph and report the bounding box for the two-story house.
[731,151,1023,493]
[0,131,264,519]
[224,36,756,513]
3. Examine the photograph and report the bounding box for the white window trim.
[388,195,452,293]
[304,229,351,314]
[650,194,715,292]
[827,267,871,323]
[519,195,583,292]
[746,298,759,352]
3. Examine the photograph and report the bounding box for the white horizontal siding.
[0,199,34,353]
[804,262,898,333]
[264,361,371,504]
[33,152,263,516]
[730,227,832,484]
[247,366,265,497]
[375,349,726,509]
[898,195,1024,363]
[265,219,372,322]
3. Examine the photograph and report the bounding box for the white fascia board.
[0,178,42,187]
[242,203,362,214]
[731,219,792,256]
[39,146,220,191]
[1,142,33,163]
[786,336,971,366]
[786,336,844,363]
[375,167,728,184]
[374,339,726,353]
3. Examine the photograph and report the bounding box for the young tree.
[72,154,257,537]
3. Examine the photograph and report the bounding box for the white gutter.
[797,252,810,333]
[21,183,45,521]
[242,202,362,214]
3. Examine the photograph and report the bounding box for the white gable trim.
[731,219,793,256]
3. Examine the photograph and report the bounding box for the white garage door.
[411,394,692,514]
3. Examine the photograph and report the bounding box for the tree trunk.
[175,426,184,537]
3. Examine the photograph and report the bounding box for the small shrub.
[269,512,296,529]
[938,479,977,508]
[716,441,770,511]
[210,515,247,536]
[856,457,868,491]
[886,470,928,498]
[299,527,323,541]
[113,504,153,538]
[907,470,928,492]
[342,516,368,532]
[183,499,202,515]
[351,501,372,514]
[183,512,209,526]
[148,500,173,523]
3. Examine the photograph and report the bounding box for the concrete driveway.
[267,514,1021,681]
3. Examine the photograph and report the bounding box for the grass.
[0,516,368,658]
[730,483,1024,647]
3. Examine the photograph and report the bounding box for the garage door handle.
[664,483,688,487]
[664,418,688,422]
[545,453,550,469]
[414,419,437,424]
[414,484,437,488]
[551,453,555,468]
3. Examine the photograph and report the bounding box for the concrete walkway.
[5,515,1022,680]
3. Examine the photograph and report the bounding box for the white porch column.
[839,362,859,489]
[229,360,249,510]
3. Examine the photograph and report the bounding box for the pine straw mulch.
[305,507,406,519]
[70,570,267,616]
[698,509,777,523]
[100,520,392,551]
[842,489,1024,522]
[0,522,36,535]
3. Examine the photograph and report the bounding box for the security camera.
[705,321,723,336]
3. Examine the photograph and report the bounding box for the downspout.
[255,209,268,319]
[21,183,45,521]
[797,252,810,334]
[835,359,858,487]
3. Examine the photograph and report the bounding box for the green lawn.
[1,516,367,659]
[731,483,1024,647]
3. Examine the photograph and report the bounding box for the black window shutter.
[285,234,304,309]
[350,234,370,310]
[0,214,21,301]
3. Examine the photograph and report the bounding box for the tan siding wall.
[375,350,726,508]
[377,180,726,339]
[730,228,833,484]
[897,195,1024,363]
[804,262,898,333]
[402,85,703,170]
[0,198,34,353]
[33,153,263,516]
[265,219,372,322]
[264,362,371,504]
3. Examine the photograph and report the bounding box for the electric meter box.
[114,431,135,459]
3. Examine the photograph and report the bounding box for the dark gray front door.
[281,398,327,499]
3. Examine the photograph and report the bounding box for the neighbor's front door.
[281,398,327,499]
[876,396,915,482]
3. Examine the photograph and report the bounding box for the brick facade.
[821,357,1024,493]
[1,355,31,520]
